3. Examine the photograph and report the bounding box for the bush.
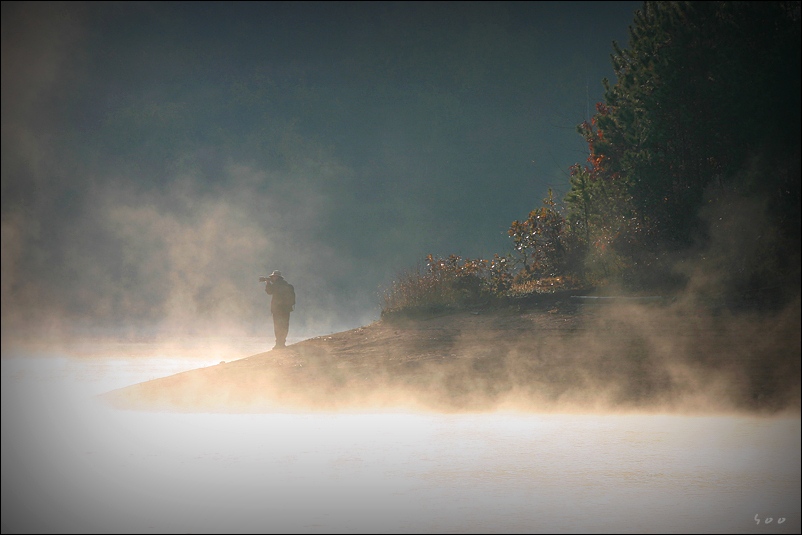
[380,254,512,316]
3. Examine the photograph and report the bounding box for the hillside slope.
[101,295,801,414]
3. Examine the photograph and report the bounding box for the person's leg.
[272,314,283,348]
[274,311,290,347]
[282,312,291,344]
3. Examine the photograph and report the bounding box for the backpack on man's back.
[274,280,295,310]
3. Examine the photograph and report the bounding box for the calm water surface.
[2,351,799,534]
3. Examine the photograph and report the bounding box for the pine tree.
[565,1,801,296]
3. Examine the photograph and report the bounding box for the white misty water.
[1,351,799,534]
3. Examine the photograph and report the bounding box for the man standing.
[263,270,295,349]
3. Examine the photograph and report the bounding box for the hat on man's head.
[270,270,282,278]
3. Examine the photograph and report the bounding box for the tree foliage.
[381,1,801,315]
[566,0,801,295]
[508,189,571,281]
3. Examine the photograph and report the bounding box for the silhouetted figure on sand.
[262,270,295,349]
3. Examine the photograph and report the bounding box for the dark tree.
[567,1,801,298]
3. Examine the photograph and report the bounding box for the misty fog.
[2,2,644,349]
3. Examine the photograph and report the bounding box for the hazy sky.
[1,1,642,344]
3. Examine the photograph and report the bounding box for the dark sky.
[1,1,642,343]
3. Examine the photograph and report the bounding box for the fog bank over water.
[3,288,800,532]
[1,354,800,534]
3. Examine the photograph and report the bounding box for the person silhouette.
[263,270,295,349]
